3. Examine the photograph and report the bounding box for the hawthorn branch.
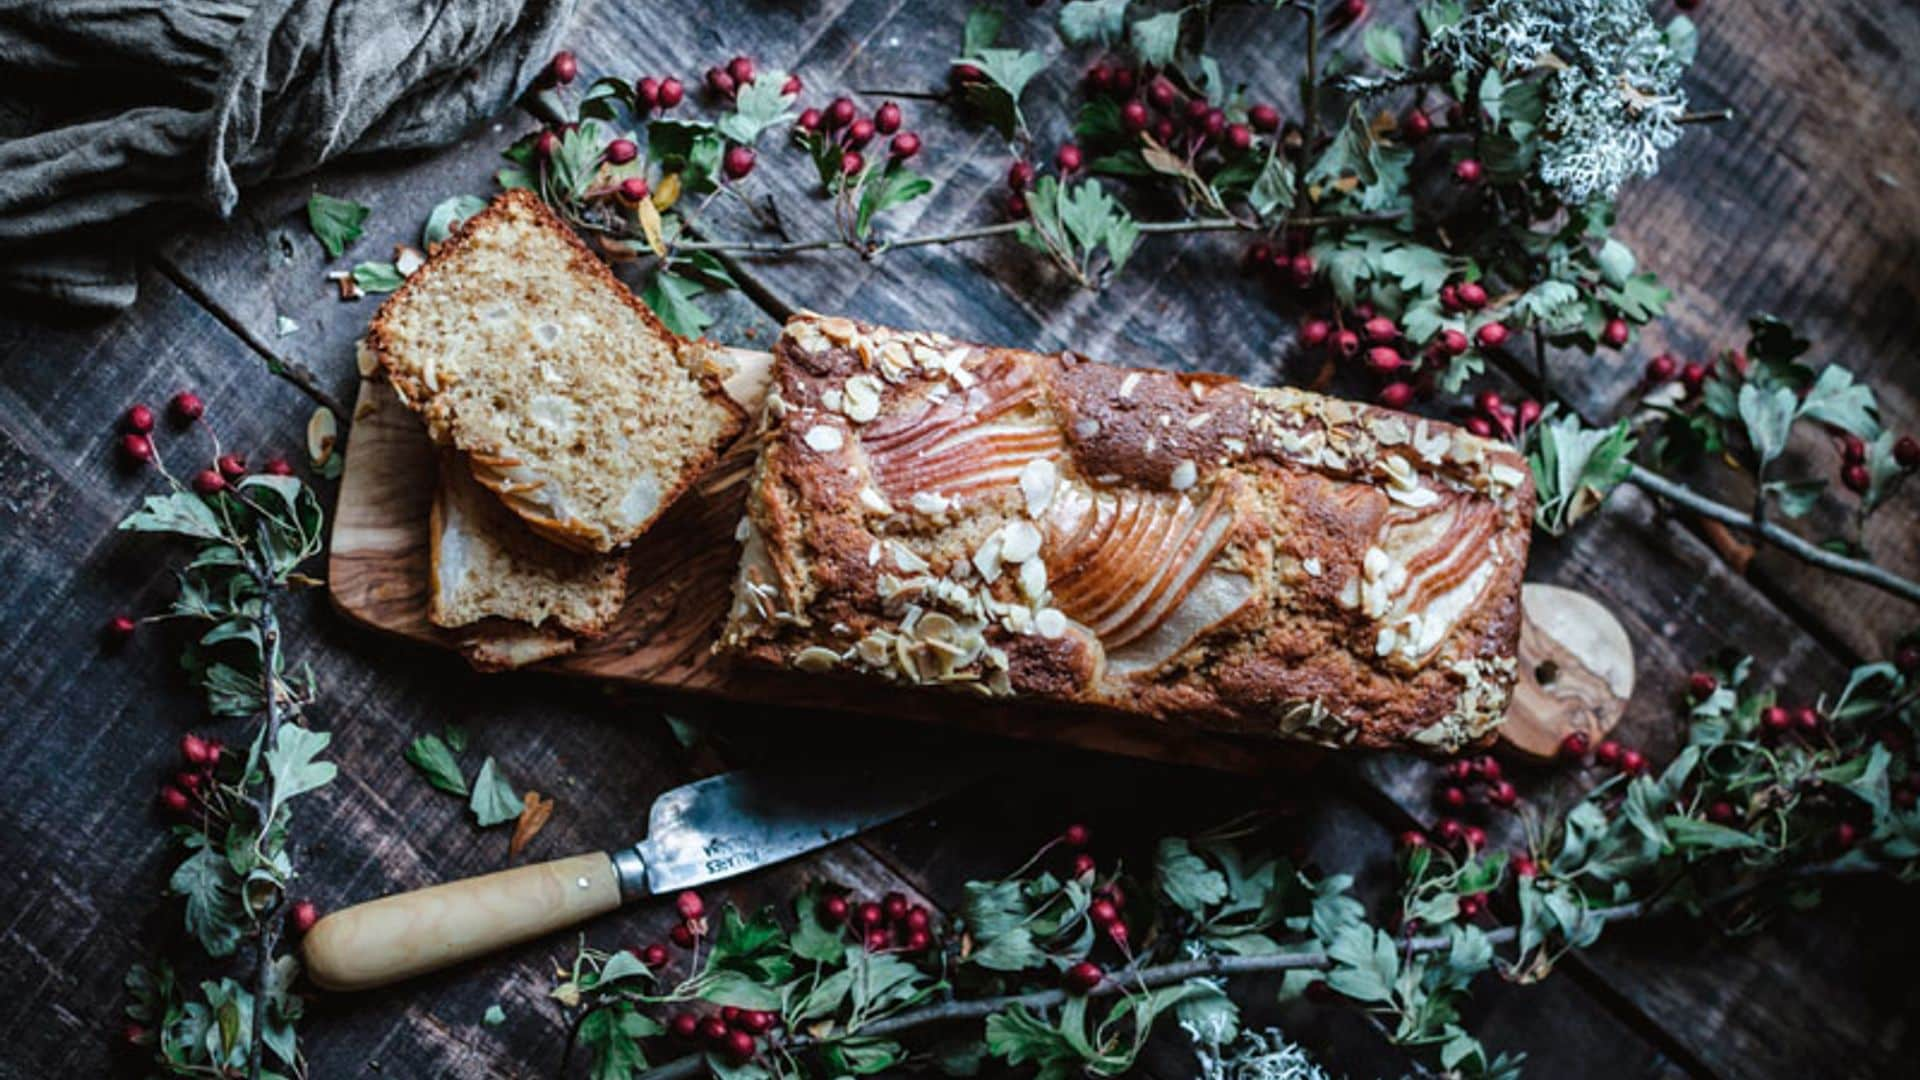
[245,574,285,1080]
[1625,464,1920,605]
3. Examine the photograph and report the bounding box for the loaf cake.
[366,189,747,553]
[719,313,1534,751]
[430,450,629,661]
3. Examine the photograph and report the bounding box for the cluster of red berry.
[1291,289,1527,414]
[1836,431,1920,495]
[1464,389,1542,441]
[817,884,939,955]
[705,54,800,102]
[665,1002,776,1065]
[796,95,923,178]
[1097,60,1278,159]
[157,732,227,818]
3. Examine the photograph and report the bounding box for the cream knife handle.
[303,851,624,991]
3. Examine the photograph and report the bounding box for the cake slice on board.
[364,189,747,553]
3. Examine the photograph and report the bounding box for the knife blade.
[303,757,984,991]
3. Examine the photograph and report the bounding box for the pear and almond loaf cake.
[720,313,1535,751]
[366,189,747,553]
[429,451,628,669]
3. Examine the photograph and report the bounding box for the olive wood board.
[329,349,1630,772]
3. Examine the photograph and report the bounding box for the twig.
[1678,109,1735,125]
[245,590,285,1080]
[1626,463,1920,604]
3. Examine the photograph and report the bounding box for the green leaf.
[1173,978,1239,1045]
[855,166,933,239]
[962,4,1005,55]
[405,733,468,796]
[306,193,369,259]
[579,1003,654,1079]
[351,261,404,294]
[482,1004,506,1026]
[548,122,608,201]
[170,848,246,957]
[1363,24,1406,69]
[1129,10,1184,66]
[718,71,798,145]
[790,887,845,963]
[423,194,489,248]
[120,493,225,541]
[468,756,520,827]
[1737,382,1798,470]
[824,1038,907,1075]
[1764,478,1825,518]
[1155,837,1228,916]
[1527,412,1636,535]
[595,949,652,987]
[696,969,782,1010]
[1796,365,1880,440]
[984,1003,1078,1071]
[1324,922,1397,1003]
[641,271,716,338]
[706,905,792,983]
[1663,817,1763,852]
[266,725,335,804]
[962,49,1050,139]
[1596,238,1636,288]
[1248,153,1296,219]
[1058,0,1129,45]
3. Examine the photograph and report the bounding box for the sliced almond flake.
[1095,472,1121,485]
[393,244,427,277]
[821,388,844,411]
[1143,436,1158,455]
[803,424,844,452]
[1169,460,1197,491]
[1072,417,1101,439]
[1303,557,1323,577]
[910,491,952,515]
[889,540,929,574]
[1000,520,1043,563]
[1185,412,1213,430]
[858,485,894,515]
[1018,557,1047,602]
[1222,437,1246,454]
[867,541,882,565]
[793,646,840,673]
[1118,372,1141,399]
[1019,458,1058,517]
[842,375,882,423]
[1034,608,1067,638]
[1488,462,1527,489]
[735,516,753,542]
[971,532,1005,582]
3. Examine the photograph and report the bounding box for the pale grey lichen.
[1192,1027,1338,1080]
[1430,0,1695,204]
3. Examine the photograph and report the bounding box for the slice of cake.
[430,451,628,644]
[367,189,747,553]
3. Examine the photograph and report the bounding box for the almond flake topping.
[1118,372,1141,400]
[803,424,844,452]
[1034,608,1067,638]
[1000,520,1043,563]
[1169,460,1197,491]
[842,374,882,423]
[1019,458,1059,517]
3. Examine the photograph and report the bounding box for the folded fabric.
[0,0,576,311]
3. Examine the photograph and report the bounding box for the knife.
[302,759,976,991]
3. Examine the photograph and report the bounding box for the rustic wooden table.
[4,1,1917,1076]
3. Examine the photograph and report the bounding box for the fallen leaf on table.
[510,791,555,858]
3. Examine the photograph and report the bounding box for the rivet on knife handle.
[302,851,622,991]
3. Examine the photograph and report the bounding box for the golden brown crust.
[720,313,1535,752]
[365,189,747,553]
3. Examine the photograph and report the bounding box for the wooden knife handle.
[303,851,623,991]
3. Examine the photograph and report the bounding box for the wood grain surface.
[4,1,1918,1078]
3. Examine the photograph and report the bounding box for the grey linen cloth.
[0,0,577,310]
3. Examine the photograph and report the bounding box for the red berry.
[1475,755,1502,782]
[657,78,684,109]
[1842,463,1871,494]
[535,129,560,158]
[1339,0,1369,21]
[782,73,803,95]
[905,928,933,952]
[875,101,903,134]
[670,1013,700,1041]
[1762,705,1791,733]
[1006,191,1029,218]
[181,732,213,767]
[1333,329,1361,358]
[1619,749,1647,775]
[1560,731,1591,759]
[1402,109,1432,140]
[642,943,669,968]
[883,891,910,922]
[1056,144,1084,174]
[1084,63,1113,94]
[289,899,320,934]
[1120,100,1150,132]
[1107,920,1130,949]
[797,107,823,132]
[1435,328,1468,356]
[669,923,696,948]
[721,1006,741,1025]
[1288,253,1316,287]
[1365,346,1404,375]
[120,433,154,465]
[1440,284,1460,311]
[1378,382,1414,409]
[1089,898,1119,927]
[217,452,246,480]
[1071,852,1097,878]
[819,893,849,925]
[951,62,985,85]
[1455,282,1487,310]
[1793,705,1820,734]
[1297,319,1331,348]
[1064,961,1103,994]
[124,403,155,433]
[1111,65,1137,95]
[1681,361,1709,392]
[1602,318,1630,349]
[1224,123,1253,152]
[1363,316,1398,343]
[159,785,190,815]
[548,51,578,87]
[857,901,885,929]
[1465,416,1493,438]
[839,150,865,176]
[1475,390,1505,418]
[845,118,876,149]
[1841,434,1867,464]
[1647,353,1679,382]
[1475,322,1509,349]
[706,66,736,98]
[1594,740,1622,767]
[1248,103,1281,133]
[1833,821,1859,850]
[1437,785,1468,810]
[743,1010,776,1034]
[1488,780,1518,808]
[636,77,660,108]
[890,132,922,160]
[1707,801,1737,825]
[1398,829,1427,849]
[675,890,704,920]
[1517,399,1543,429]
[1007,160,1036,191]
[1895,435,1920,469]
[698,1016,730,1046]
[826,97,856,130]
[905,905,931,933]
[192,468,226,496]
[1453,158,1484,185]
[1436,818,1465,844]
[1446,759,1475,782]
[864,928,892,951]
[723,145,756,180]
[1512,855,1538,878]
[1147,77,1178,112]
[262,457,294,477]
[176,770,205,795]
[1688,671,1718,699]
[1463,825,1488,850]
[604,138,638,166]
[727,56,755,86]
[1063,822,1091,847]
[1201,109,1227,141]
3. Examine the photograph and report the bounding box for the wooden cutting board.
[329,352,1630,771]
